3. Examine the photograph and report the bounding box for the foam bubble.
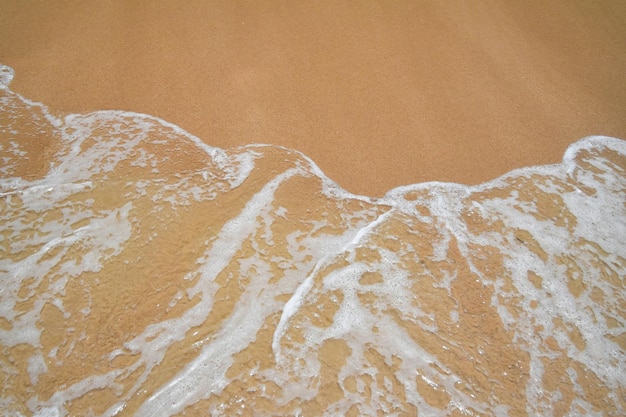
[0,64,14,87]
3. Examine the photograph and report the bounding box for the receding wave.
[1,64,625,416]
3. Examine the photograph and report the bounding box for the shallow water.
[1,64,625,416]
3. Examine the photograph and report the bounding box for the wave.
[1,64,625,416]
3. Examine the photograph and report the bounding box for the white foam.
[0,64,14,87]
[2,63,626,415]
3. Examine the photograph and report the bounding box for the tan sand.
[2,89,625,414]
[3,3,626,415]
[2,5,626,408]
[1,0,626,196]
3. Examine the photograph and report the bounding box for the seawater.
[1,63,625,416]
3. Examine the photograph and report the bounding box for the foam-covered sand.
[1,1,626,196]
[1,65,626,416]
[2,2,626,416]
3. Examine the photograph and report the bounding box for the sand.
[1,0,625,196]
[3,85,625,414]
[2,3,626,414]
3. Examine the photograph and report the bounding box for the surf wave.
[1,64,625,416]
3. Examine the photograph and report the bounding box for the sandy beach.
[2,2,626,416]
[2,0,625,196]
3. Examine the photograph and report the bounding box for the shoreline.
[1,1,626,196]
[2,83,624,413]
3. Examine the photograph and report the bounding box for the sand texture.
[2,73,626,415]
[1,0,626,196]
[1,1,626,416]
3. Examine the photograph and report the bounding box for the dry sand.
[1,0,625,196]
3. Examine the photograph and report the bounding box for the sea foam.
[1,63,625,416]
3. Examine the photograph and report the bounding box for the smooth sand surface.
[1,0,626,196]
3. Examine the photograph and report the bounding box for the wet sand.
[2,83,625,414]
[2,3,626,414]
[1,0,625,196]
